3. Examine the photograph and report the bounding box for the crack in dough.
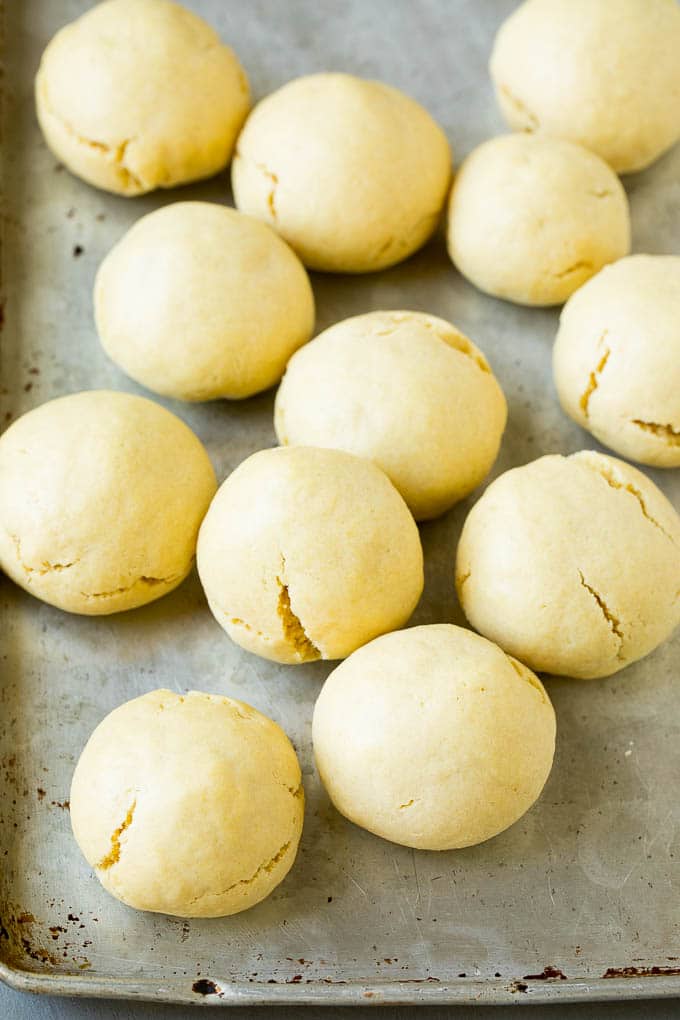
[579,336,611,416]
[372,313,490,373]
[631,420,680,446]
[553,259,594,280]
[39,83,144,192]
[80,574,182,599]
[497,82,540,131]
[96,798,137,870]
[398,798,415,810]
[250,157,279,221]
[275,565,320,662]
[577,454,676,546]
[185,839,292,907]
[578,571,625,654]
[8,532,80,576]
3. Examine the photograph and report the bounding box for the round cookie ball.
[231,72,451,273]
[313,624,556,851]
[553,255,680,467]
[490,0,680,175]
[35,0,250,195]
[274,311,507,521]
[0,391,216,615]
[70,690,304,917]
[447,134,630,306]
[95,203,315,401]
[197,446,423,664]
[456,452,680,680]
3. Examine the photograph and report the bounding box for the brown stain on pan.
[523,965,567,980]
[603,965,680,978]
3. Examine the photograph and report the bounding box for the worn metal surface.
[1,0,679,1006]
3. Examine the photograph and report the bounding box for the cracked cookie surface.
[232,72,451,273]
[0,390,216,615]
[274,310,507,520]
[35,0,250,195]
[447,133,630,307]
[455,451,680,679]
[70,689,304,917]
[197,446,423,664]
[554,255,680,467]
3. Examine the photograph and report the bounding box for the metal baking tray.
[1,0,679,1006]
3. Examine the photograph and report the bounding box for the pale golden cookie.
[490,0,680,174]
[447,134,630,306]
[232,72,451,273]
[36,0,250,195]
[197,446,424,664]
[313,624,556,850]
[95,203,315,401]
[275,311,507,520]
[553,255,680,467]
[456,452,680,679]
[0,391,216,614]
[70,690,304,917]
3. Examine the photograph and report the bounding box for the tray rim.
[2,0,680,1008]
[3,956,680,1006]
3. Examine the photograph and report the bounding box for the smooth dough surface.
[197,446,423,664]
[313,624,556,850]
[70,690,304,917]
[232,72,451,273]
[0,391,216,615]
[553,255,680,467]
[490,0,680,174]
[456,452,680,679]
[275,311,507,520]
[35,0,250,195]
[95,203,315,401]
[447,134,630,307]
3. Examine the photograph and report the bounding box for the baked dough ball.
[70,690,304,917]
[95,203,315,401]
[274,311,507,521]
[0,391,216,614]
[456,452,680,680]
[447,134,630,306]
[35,0,250,195]
[197,446,423,664]
[313,624,556,850]
[232,72,451,273]
[554,255,680,467]
[490,0,680,175]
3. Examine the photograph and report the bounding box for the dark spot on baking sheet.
[458,972,466,978]
[0,921,9,940]
[192,978,222,996]
[523,965,567,980]
[96,212,106,222]
[51,799,70,810]
[36,787,45,800]
[66,208,75,219]
[495,971,501,977]
[54,164,63,173]
[327,895,333,902]
[28,366,39,375]
[73,245,84,257]
[509,980,528,993]
[288,974,303,983]
[0,301,4,331]
[603,966,680,978]
[67,914,79,922]
[4,412,12,422]
[16,913,34,924]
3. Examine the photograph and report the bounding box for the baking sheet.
[1,0,680,1006]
